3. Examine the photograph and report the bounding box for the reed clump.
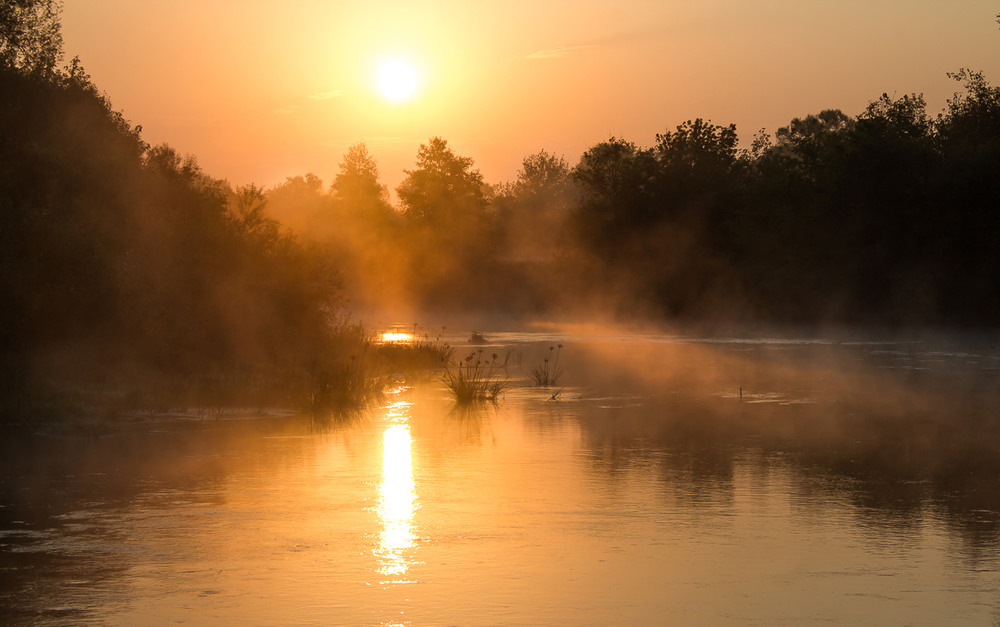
[530,344,566,387]
[444,349,508,403]
[307,355,394,416]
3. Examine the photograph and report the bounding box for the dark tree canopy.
[0,0,62,77]
[397,136,486,225]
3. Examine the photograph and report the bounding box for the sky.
[61,1,1000,194]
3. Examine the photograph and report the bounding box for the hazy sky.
[61,1,1000,192]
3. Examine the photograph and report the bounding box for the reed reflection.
[376,392,417,581]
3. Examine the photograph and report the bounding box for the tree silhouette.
[397,136,486,226]
[572,137,657,231]
[0,0,62,77]
[331,143,390,210]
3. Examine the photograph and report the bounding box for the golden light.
[376,396,417,580]
[376,58,419,102]
[380,331,413,344]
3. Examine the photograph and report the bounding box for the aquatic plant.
[308,355,394,416]
[443,349,508,403]
[530,344,566,387]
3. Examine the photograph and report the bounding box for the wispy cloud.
[524,26,670,60]
[524,44,594,60]
[272,106,297,116]
[308,89,344,101]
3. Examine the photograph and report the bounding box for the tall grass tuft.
[530,344,565,387]
[308,354,394,417]
[444,349,508,403]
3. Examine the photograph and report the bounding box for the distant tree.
[937,69,1000,149]
[263,173,330,236]
[512,150,572,200]
[572,137,657,229]
[232,183,283,250]
[143,143,207,184]
[850,92,935,204]
[330,143,396,235]
[653,118,742,225]
[0,0,62,77]
[492,150,575,265]
[395,137,495,305]
[772,109,854,172]
[396,136,486,227]
[655,118,738,174]
[331,143,388,207]
[931,69,1000,320]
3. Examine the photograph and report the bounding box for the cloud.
[272,106,297,115]
[308,89,344,101]
[524,44,594,60]
[523,26,670,60]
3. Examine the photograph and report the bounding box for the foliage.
[331,142,390,209]
[0,8,353,419]
[394,137,500,307]
[0,0,62,77]
[7,0,1000,425]
[655,118,739,174]
[572,137,658,229]
[397,136,486,226]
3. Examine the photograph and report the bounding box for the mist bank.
[265,75,1000,331]
[4,2,1000,420]
[1,4,373,421]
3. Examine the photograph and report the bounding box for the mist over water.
[4,4,1000,625]
[3,331,999,625]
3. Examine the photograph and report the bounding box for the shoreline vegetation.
[3,3,1000,422]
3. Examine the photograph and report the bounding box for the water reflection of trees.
[0,417,317,622]
[570,394,1000,563]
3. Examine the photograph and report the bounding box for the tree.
[394,137,494,304]
[572,137,657,228]
[492,150,575,264]
[772,109,854,171]
[329,143,395,234]
[264,173,331,236]
[396,137,486,226]
[655,118,738,174]
[653,119,742,224]
[331,143,388,206]
[512,150,572,200]
[0,0,62,77]
[232,183,283,251]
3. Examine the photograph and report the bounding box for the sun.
[376,58,419,102]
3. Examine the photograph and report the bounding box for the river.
[2,330,999,625]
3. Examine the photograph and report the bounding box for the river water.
[2,331,999,625]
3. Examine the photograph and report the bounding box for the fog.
[5,3,1000,420]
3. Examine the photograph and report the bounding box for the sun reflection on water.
[380,331,413,344]
[376,394,417,582]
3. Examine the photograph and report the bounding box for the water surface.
[2,333,999,625]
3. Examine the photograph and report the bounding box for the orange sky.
[61,1,1000,193]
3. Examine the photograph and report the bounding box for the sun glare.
[380,331,413,344]
[376,58,419,102]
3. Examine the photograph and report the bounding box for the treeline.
[562,77,1000,325]
[1,2,349,418]
[4,2,1000,417]
[269,72,1000,327]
